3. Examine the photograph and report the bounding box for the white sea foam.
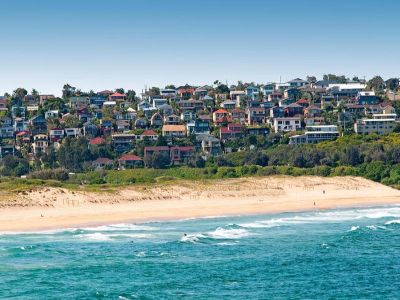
[79,223,157,232]
[240,206,400,229]
[385,219,400,225]
[349,226,359,232]
[207,227,251,239]
[78,232,154,241]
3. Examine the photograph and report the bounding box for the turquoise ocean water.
[1,205,400,299]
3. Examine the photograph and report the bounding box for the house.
[284,103,303,117]
[177,99,204,112]
[158,104,174,116]
[151,96,168,108]
[13,118,28,133]
[83,121,98,137]
[231,108,246,123]
[180,111,196,122]
[143,107,158,118]
[221,100,236,110]
[116,120,131,132]
[213,109,230,124]
[195,86,212,98]
[355,91,379,105]
[284,88,301,100]
[32,134,49,155]
[135,118,148,129]
[268,92,283,102]
[164,114,180,125]
[137,100,151,111]
[144,146,170,161]
[45,110,59,120]
[261,83,275,96]
[245,86,260,99]
[65,128,80,137]
[160,89,177,98]
[197,134,222,156]
[246,107,266,125]
[29,115,47,135]
[289,125,339,145]
[328,83,366,98]
[89,95,107,107]
[354,116,397,135]
[109,93,126,102]
[270,106,285,118]
[321,96,335,109]
[140,129,158,141]
[186,118,210,135]
[150,112,163,127]
[296,98,310,108]
[92,157,113,170]
[112,133,136,153]
[247,126,269,136]
[0,126,14,138]
[304,105,322,117]
[49,128,65,142]
[220,123,244,141]
[102,101,117,108]
[304,116,325,126]
[162,125,186,137]
[273,117,302,133]
[176,86,195,98]
[344,104,364,117]
[11,106,26,118]
[288,78,308,87]
[170,146,195,165]
[118,154,144,169]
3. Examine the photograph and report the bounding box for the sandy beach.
[0,176,399,232]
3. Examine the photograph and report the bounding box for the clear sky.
[0,0,399,96]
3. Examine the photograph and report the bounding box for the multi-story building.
[289,125,339,144]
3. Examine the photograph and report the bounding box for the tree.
[148,87,160,96]
[115,88,125,94]
[165,84,176,89]
[0,156,29,176]
[215,84,230,94]
[62,84,76,99]
[63,115,82,128]
[322,74,347,83]
[367,76,385,93]
[57,137,92,171]
[386,78,399,91]
[306,76,317,83]
[126,90,136,101]
[145,152,170,169]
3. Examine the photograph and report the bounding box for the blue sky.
[0,0,399,96]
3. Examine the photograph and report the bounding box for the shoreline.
[1,176,400,232]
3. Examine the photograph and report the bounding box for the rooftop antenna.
[279,76,282,84]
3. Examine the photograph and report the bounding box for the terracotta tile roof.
[118,154,143,161]
[89,137,106,145]
[141,129,158,136]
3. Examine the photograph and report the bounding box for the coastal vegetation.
[0,132,399,195]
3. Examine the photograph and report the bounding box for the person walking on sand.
[323,190,325,194]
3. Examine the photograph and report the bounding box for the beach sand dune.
[0,176,399,232]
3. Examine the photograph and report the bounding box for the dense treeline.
[3,132,400,189]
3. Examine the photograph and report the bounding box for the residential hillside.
[1,75,400,185]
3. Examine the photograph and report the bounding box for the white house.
[273,117,302,133]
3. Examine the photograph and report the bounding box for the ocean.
[1,206,400,299]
